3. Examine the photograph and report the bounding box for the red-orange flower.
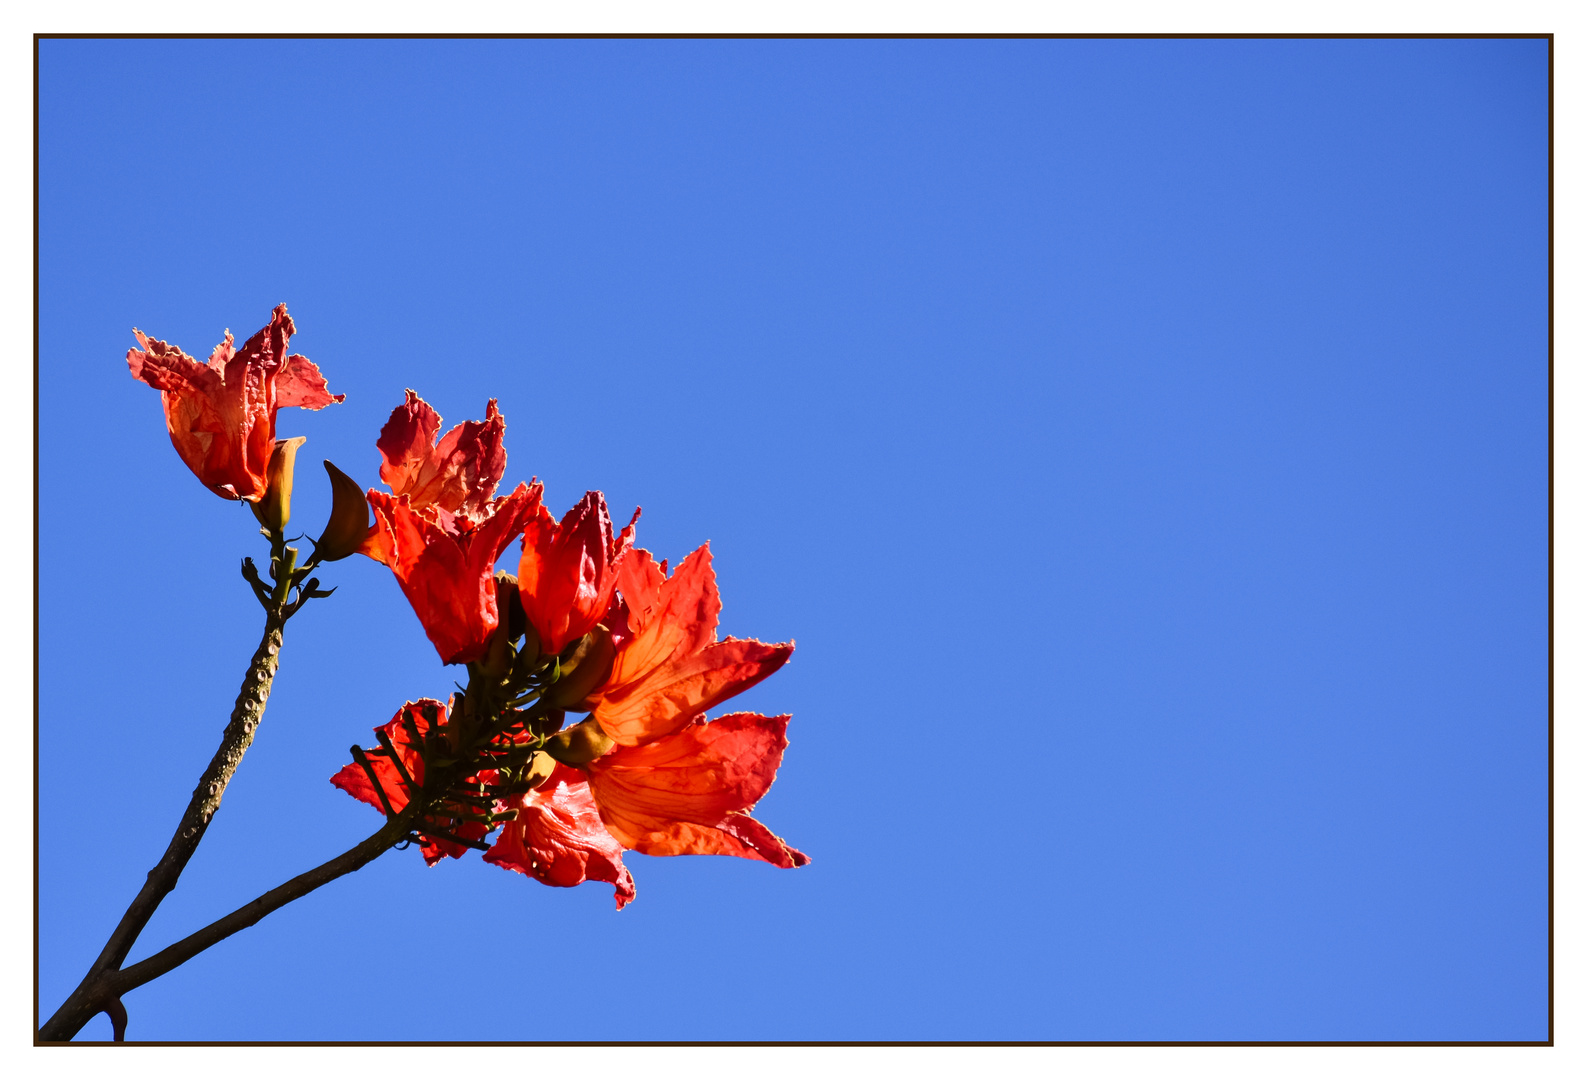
[330,699,493,866]
[482,761,635,909]
[517,491,639,655]
[583,711,808,867]
[358,392,541,665]
[592,545,794,747]
[334,700,638,908]
[127,304,343,500]
[486,543,807,895]
[372,389,507,520]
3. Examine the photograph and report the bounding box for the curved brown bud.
[251,437,307,534]
[494,571,527,643]
[523,750,556,790]
[315,459,373,561]
[530,708,565,739]
[477,575,522,680]
[542,625,616,710]
[543,717,614,766]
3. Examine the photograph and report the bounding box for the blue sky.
[37,37,1547,1041]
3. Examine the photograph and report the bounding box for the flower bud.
[477,575,522,680]
[523,750,556,790]
[519,622,543,669]
[314,460,372,562]
[542,717,614,766]
[250,437,306,534]
[494,571,527,643]
[530,708,566,739]
[542,625,616,710]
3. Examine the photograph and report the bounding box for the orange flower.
[372,389,506,521]
[358,392,541,665]
[127,304,342,500]
[489,543,806,894]
[517,491,639,656]
[591,545,793,747]
[335,701,637,908]
[583,711,808,868]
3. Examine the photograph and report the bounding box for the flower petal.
[484,764,635,909]
[518,492,638,655]
[128,331,214,395]
[605,544,720,690]
[375,391,506,520]
[359,484,542,665]
[275,353,345,410]
[375,390,443,494]
[595,638,793,746]
[586,712,808,868]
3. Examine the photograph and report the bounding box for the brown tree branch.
[39,816,410,1042]
[40,536,322,1043]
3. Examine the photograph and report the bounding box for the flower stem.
[41,531,304,1043]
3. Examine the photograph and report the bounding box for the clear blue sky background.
[38,38,1548,1041]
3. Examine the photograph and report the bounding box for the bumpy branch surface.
[41,536,324,1043]
[40,610,287,1042]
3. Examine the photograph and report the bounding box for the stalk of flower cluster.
[54,810,422,1038]
[40,604,541,1042]
[59,672,545,1022]
[40,527,332,1043]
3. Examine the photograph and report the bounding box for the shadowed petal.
[484,764,635,909]
[330,700,491,866]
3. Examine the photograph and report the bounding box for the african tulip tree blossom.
[341,407,805,904]
[517,491,639,656]
[530,543,807,879]
[43,299,813,1047]
[582,712,808,867]
[357,392,541,665]
[334,698,638,907]
[375,390,507,519]
[483,710,806,905]
[127,304,343,501]
[589,545,793,746]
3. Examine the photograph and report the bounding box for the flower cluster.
[129,305,805,910]
[334,392,806,906]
